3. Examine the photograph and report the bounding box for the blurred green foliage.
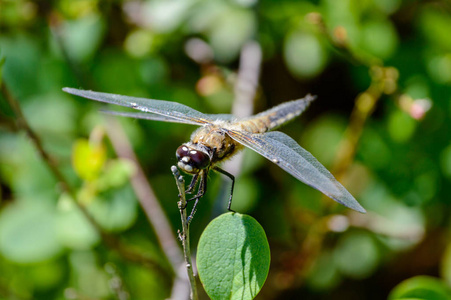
[1,0,451,299]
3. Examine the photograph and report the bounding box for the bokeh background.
[1,0,451,299]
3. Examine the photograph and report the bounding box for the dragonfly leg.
[213,166,235,212]
[185,174,199,194]
[187,171,208,222]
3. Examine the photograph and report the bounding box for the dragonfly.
[63,88,366,220]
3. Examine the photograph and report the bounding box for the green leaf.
[0,202,63,263]
[89,185,138,232]
[96,159,136,191]
[72,139,107,181]
[359,18,398,60]
[60,14,106,62]
[388,110,417,143]
[333,231,380,279]
[284,31,328,78]
[388,276,451,300]
[56,194,100,250]
[197,213,270,300]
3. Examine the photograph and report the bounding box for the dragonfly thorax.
[176,144,211,174]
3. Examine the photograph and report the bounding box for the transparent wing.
[205,114,236,121]
[100,110,203,125]
[63,88,214,125]
[226,130,366,213]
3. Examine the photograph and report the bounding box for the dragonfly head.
[176,144,211,174]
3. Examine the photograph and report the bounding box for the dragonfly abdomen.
[248,94,316,131]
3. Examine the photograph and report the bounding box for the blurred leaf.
[27,260,65,291]
[92,50,142,93]
[426,53,451,84]
[56,193,100,249]
[403,76,430,99]
[307,251,341,290]
[0,202,62,263]
[301,115,346,167]
[0,34,41,98]
[284,31,328,78]
[333,231,380,278]
[139,57,169,86]
[143,0,195,33]
[124,29,156,58]
[96,159,135,191]
[359,128,391,170]
[359,18,398,60]
[388,110,417,143]
[229,176,259,213]
[360,180,425,250]
[68,251,110,298]
[197,213,270,300]
[321,0,360,48]
[207,8,256,62]
[72,138,107,181]
[0,135,59,203]
[24,92,79,135]
[89,185,138,232]
[420,8,451,52]
[388,276,451,300]
[61,14,106,62]
[372,0,401,14]
[440,144,451,180]
[127,264,169,299]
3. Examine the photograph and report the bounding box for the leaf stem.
[171,166,198,300]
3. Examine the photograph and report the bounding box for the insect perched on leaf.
[64,88,366,220]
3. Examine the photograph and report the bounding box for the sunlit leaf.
[197,213,270,300]
[72,139,107,181]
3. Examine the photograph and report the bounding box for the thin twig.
[104,117,190,299]
[104,117,184,270]
[171,166,198,300]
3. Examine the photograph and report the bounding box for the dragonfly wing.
[205,114,236,122]
[100,110,202,125]
[63,88,214,125]
[226,130,366,213]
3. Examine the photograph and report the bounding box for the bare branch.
[104,117,184,271]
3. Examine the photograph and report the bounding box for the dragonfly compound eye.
[176,145,210,174]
